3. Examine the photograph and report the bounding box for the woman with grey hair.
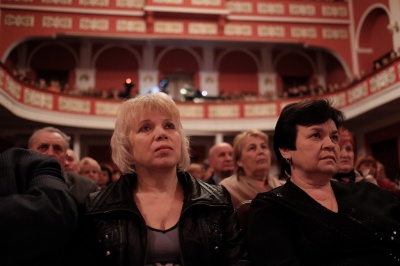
[82,92,249,266]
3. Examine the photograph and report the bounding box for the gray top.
[146,223,181,266]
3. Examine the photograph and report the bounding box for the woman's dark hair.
[273,98,345,176]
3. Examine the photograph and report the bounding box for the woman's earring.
[286,158,292,164]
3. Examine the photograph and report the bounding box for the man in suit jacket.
[205,142,235,185]
[0,147,78,265]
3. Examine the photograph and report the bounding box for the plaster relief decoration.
[79,0,108,6]
[289,4,315,16]
[4,0,32,2]
[291,27,317,39]
[80,18,109,31]
[369,67,396,93]
[257,3,284,15]
[244,103,277,117]
[192,0,220,6]
[42,16,72,29]
[154,21,184,34]
[227,2,252,14]
[153,0,182,4]
[322,28,348,40]
[188,23,217,35]
[326,92,346,108]
[347,82,368,103]
[177,105,204,118]
[95,102,120,116]
[5,76,22,100]
[208,105,239,118]
[4,14,34,27]
[42,0,72,4]
[24,88,53,109]
[258,25,285,37]
[116,20,146,32]
[321,6,347,17]
[116,0,144,8]
[59,96,91,114]
[224,24,252,36]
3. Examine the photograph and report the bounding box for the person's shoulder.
[219,175,237,186]
[192,176,231,203]
[64,172,98,190]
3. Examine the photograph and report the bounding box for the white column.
[215,133,224,144]
[72,133,81,159]
[200,45,218,96]
[75,41,94,94]
[389,0,400,52]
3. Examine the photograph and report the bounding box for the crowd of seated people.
[4,47,400,103]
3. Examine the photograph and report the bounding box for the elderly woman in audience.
[332,128,364,183]
[355,155,379,185]
[220,129,272,209]
[247,99,400,265]
[79,157,101,186]
[81,92,249,265]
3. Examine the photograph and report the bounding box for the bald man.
[205,142,234,185]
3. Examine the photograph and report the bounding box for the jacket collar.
[86,171,229,215]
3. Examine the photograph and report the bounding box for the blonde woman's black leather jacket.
[82,172,250,266]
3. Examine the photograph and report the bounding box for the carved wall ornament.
[188,23,217,35]
[257,3,284,15]
[42,16,72,29]
[116,20,146,32]
[4,14,34,27]
[258,25,285,38]
[79,18,109,31]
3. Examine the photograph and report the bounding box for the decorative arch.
[93,45,141,92]
[215,49,260,96]
[356,4,391,74]
[155,47,201,100]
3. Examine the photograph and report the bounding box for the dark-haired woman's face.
[289,119,339,178]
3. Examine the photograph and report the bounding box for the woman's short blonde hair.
[110,92,190,174]
[79,157,101,173]
[232,129,269,176]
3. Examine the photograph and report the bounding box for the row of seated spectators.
[7,49,400,102]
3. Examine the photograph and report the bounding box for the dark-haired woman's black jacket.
[82,172,250,266]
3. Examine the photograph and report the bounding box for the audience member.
[28,126,98,205]
[376,160,400,193]
[220,129,272,209]
[81,92,249,265]
[0,147,78,266]
[355,155,379,185]
[79,157,101,186]
[332,127,364,183]
[187,163,206,181]
[112,168,122,182]
[205,142,234,184]
[247,99,400,265]
[99,164,113,189]
[65,148,80,174]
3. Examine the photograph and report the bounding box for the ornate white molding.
[258,25,285,37]
[209,105,239,118]
[42,0,72,4]
[154,21,184,34]
[191,0,220,6]
[227,2,252,14]
[0,70,4,87]
[4,14,34,27]
[369,67,396,93]
[224,24,252,36]
[289,4,315,16]
[290,27,317,39]
[5,76,21,99]
[116,0,144,8]
[95,102,119,116]
[188,22,217,35]
[79,18,109,31]
[153,0,182,4]
[177,105,204,118]
[348,82,368,103]
[116,20,146,32]
[321,6,348,17]
[257,3,284,15]
[4,0,33,2]
[326,92,346,108]
[244,103,277,117]
[24,88,53,109]
[42,16,72,29]
[322,28,348,39]
[59,96,91,114]
[79,0,109,6]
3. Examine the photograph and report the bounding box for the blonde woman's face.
[128,111,181,172]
